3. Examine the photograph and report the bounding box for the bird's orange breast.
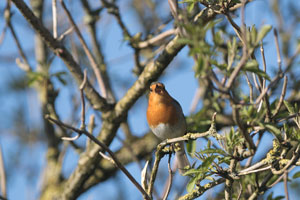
[147,99,179,128]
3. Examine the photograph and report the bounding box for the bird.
[146,82,190,174]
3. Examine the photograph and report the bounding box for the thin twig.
[101,0,132,41]
[254,73,283,105]
[189,87,201,113]
[11,0,111,113]
[237,181,243,200]
[57,27,74,41]
[137,29,178,49]
[252,72,261,91]
[60,0,107,98]
[259,41,272,121]
[245,72,254,104]
[141,161,149,192]
[61,133,80,141]
[61,69,87,141]
[268,166,295,188]
[79,69,87,130]
[0,144,6,199]
[225,53,248,89]
[224,14,244,45]
[52,0,58,38]
[99,151,114,163]
[147,145,164,198]
[225,148,238,200]
[260,43,267,90]
[162,154,173,200]
[0,2,10,46]
[240,0,247,48]
[274,29,282,72]
[272,75,288,118]
[245,132,263,168]
[209,70,228,92]
[168,0,179,20]
[86,114,95,148]
[80,0,115,103]
[232,105,256,151]
[284,171,290,200]
[7,12,31,71]
[240,158,267,174]
[46,115,151,200]
[278,112,300,123]
[239,166,271,176]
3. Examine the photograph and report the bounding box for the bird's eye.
[157,85,164,91]
[150,88,153,92]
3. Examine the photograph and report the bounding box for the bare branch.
[0,144,6,199]
[178,178,225,200]
[61,133,81,141]
[284,171,290,200]
[274,29,282,72]
[11,0,111,112]
[79,69,87,130]
[52,0,58,38]
[46,115,151,200]
[162,154,173,200]
[272,75,288,118]
[137,29,178,49]
[141,161,149,192]
[60,0,107,98]
[254,73,284,105]
[147,144,164,198]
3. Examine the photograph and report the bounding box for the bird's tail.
[175,141,190,175]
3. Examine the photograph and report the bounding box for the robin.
[147,82,190,174]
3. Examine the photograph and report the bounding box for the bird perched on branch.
[147,82,190,174]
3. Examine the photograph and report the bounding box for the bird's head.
[149,82,171,103]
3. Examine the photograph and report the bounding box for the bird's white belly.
[150,122,185,140]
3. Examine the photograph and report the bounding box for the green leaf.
[274,196,285,200]
[201,155,217,169]
[51,71,67,77]
[177,38,194,46]
[205,176,215,181]
[199,148,228,156]
[183,168,205,176]
[265,124,282,140]
[51,71,68,85]
[214,31,224,46]
[266,192,284,200]
[187,2,195,13]
[243,60,271,81]
[284,100,295,114]
[207,140,211,148]
[187,140,196,155]
[250,25,257,45]
[256,25,272,44]
[227,37,237,70]
[245,60,259,68]
[56,76,67,85]
[218,156,231,165]
[204,18,223,32]
[27,71,44,86]
[265,124,281,135]
[293,171,300,179]
[267,191,274,200]
[186,176,197,192]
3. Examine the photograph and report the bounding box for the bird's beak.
[154,86,161,93]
